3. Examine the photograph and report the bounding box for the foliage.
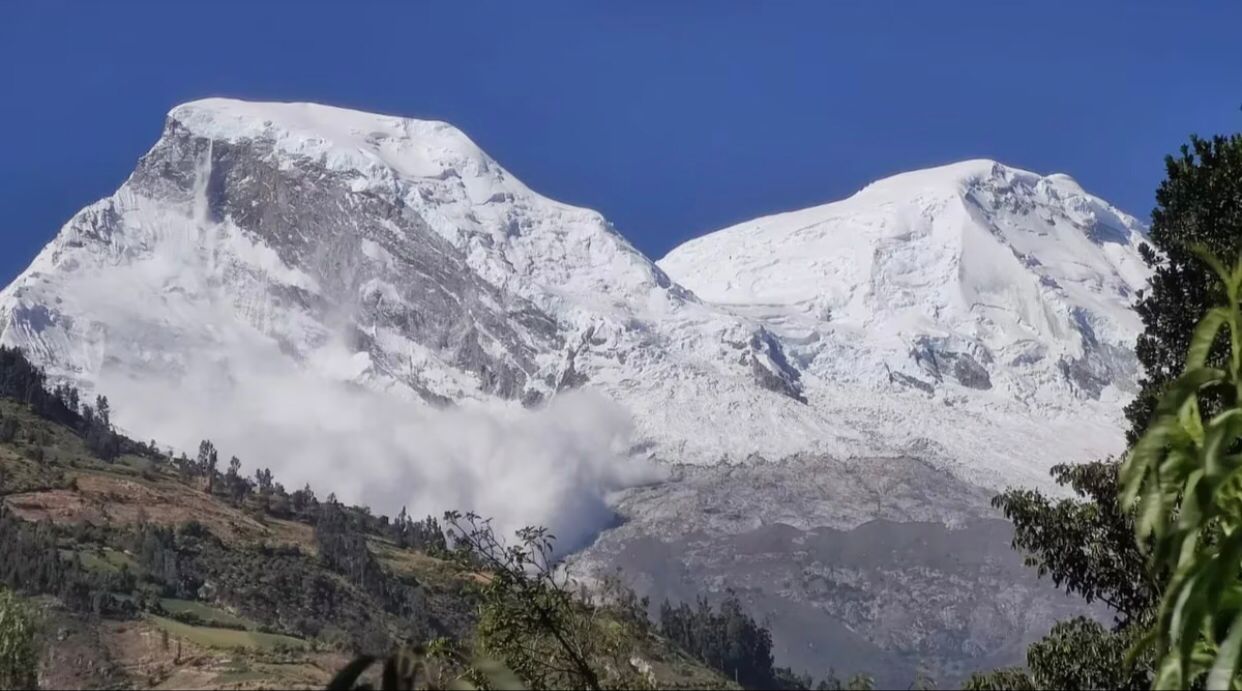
[1120,250,1242,689]
[315,499,431,647]
[0,345,136,462]
[993,459,1157,625]
[658,593,774,688]
[444,511,650,691]
[989,463,1157,688]
[0,505,137,617]
[962,617,1151,690]
[1126,134,1242,444]
[0,588,37,690]
[961,666,1038,691]
[1024,618,1149,690]
[327,643,526,691]
[976,133,1242,690]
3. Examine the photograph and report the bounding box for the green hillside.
[0,346,738,690]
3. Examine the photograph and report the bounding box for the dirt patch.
[262,517,318,555]
[37,604,129,689]
[100,617,341,690]
[4,471,271,542]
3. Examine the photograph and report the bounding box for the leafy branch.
[1121,247,1242,690]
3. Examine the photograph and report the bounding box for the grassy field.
[159,599,258,630]
[150,615,308,651]
[59,545,139,576]
[371,539,465,589]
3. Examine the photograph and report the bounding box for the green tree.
[977,133,1242,690]
[1121,251,1242,689]
[1126,134,1242,444]
[444,512,649,691]
[965,617,1149,690]
[0,588,37,690]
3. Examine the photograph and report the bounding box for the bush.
[0,588,38,690]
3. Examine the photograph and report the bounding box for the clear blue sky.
[2,2,1240,285]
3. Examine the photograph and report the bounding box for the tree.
[1120,251,1242,689]
[94,395,110,428]
[1125,134,1242,443]
[255,467,273,495]
[0,588,38,689]
[443,511,646,691]
[0,417,16,444]
[196,440,218,493]
[658,593,778,688]
[225,456,246,503]
[979,133,1242,690]
[993,460,1156,624]
[963,618,1147,690]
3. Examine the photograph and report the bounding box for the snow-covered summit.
[163,98,672,315]
[169,98,500,183]
[661,159,1148,407]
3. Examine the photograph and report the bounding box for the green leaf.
[1208,612,1242,690]
[1123,416,1185,507]
[1155,367,1227,419]
[1205,410,1242,480]
[1182,395,1207,445]
[1178,470,1206,531]
[1138,470,1169,540]
[1189,307,1233,368]
[1155,653,1184,691]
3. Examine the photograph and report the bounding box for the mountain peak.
[853,159,1087,201]
[660,157,1149,417]
[166,98,499,185]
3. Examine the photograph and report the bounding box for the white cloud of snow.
[98,340,660,554]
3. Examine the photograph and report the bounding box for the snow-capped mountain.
[661,160,1147,404]
[660,159,1150,486]
[0,99,1148,499]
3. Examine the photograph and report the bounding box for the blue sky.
[2,2,1239,285]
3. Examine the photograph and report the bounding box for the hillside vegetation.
[0,346,742,690]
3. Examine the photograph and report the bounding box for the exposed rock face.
[0,100,810,464]
[133,120,561,401]
[568,456,1101,688]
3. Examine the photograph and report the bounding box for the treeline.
[1,345,448,554]
[659,594,775,688]
[0,345,462,651]
[0,506,137,617]
[164,438,448,555]
[0,345,137,460]
[658,593,872,690]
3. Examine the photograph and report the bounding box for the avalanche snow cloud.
[101,360,654,554]
[1,99,1149,544]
